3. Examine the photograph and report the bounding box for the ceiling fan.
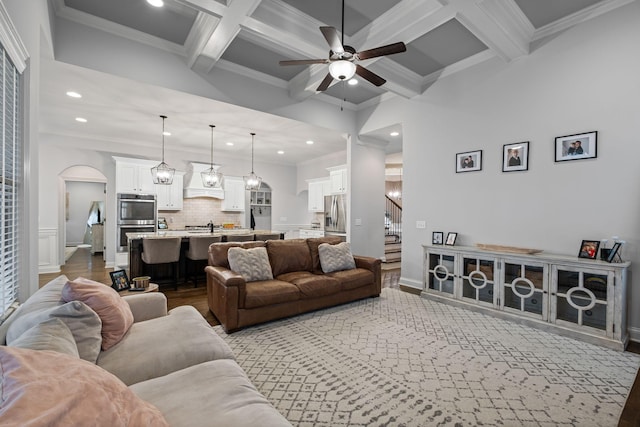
[279,0,406,91]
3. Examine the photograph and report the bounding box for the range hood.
[183,163,225,199]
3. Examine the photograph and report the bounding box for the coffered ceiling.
[45,0,631,166]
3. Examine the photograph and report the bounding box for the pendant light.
[244,132,262,190]
[151,115,175,185]
[201,124,223,188]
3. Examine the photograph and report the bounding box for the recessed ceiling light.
[306,140,314,145]
[75,117,87,123]
[162,131,171,136]
[348,79,358,86]
[390,131,400,137]
[226,142,234,146]
[147,0,164,7]
[66,91,82,98]
[277,150,284,155]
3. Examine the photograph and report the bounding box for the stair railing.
[385,195,402,242]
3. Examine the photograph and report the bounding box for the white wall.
[359,2,640,330]
[65,181,105,246]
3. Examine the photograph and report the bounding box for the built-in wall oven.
[117,193,156,252]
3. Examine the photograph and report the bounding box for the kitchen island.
[126,229,283,282]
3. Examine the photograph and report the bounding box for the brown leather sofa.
[205,237,381,332]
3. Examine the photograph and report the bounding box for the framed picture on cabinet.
[445,232,458,246]
[578,240,600,259]
[555,131,597,162]
[432,231,444,245]
[456,150,482,173]
[502,141,529,172]
[606,242,622,263]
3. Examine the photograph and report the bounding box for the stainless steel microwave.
[117,193,156,225]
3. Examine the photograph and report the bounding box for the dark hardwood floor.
[40,248,640,423]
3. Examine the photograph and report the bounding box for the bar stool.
[254,233,282,241]
[185,235,222,287]
[141,237,181,290]
[224,234,255,242]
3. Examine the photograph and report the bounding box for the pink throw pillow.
[0,346,169,426]
[62,277,134,350]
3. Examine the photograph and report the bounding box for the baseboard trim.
[400,284,421,295]
[38,265,60,274]
[629,326,640,343]
[399,277,422,291]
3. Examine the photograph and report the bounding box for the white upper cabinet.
[114,157,159,195]
[307,179,329,212]
[221,177,246,211]
[156,174,183,211]
[327,166,347,194]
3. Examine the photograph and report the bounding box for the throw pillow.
[10,318,79,358]
[6,300,102,363]
[227,247,274,282]
[318,242,356,273]
[62,277,134,351]
[0,346,169,426]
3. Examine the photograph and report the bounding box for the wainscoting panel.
[38,228,60,274]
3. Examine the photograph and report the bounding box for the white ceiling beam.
[184,12,221,69]
[449,0,531,62]
[179,0,263,72]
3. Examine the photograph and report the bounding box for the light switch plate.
[355,218,362,226]
[416,220,426,229]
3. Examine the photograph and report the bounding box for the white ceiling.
[45,0,631,166]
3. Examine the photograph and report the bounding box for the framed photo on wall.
[456,150,482,173]
[432,231,444,245]
[578,240,600,259]
[555,131,597,162]
[502,141,529,172]
[110,269,130,292]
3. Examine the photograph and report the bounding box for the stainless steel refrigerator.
[324,194,346,233]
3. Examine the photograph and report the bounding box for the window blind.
[0,43,21,316]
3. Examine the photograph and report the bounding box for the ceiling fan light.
[329,60,356,81]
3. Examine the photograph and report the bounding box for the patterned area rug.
[214,288,640,426]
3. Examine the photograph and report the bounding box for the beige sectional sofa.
[205,237,382,333]
[0,275,291,426]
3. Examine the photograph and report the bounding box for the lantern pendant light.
[243,132,262,190]
[201,124,223,188]
[151,115,175,185]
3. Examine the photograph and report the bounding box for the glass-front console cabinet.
[423,245,630,350]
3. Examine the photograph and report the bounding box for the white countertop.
[126,229,273,239]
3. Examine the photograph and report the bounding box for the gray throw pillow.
[6,300,102,363]
[318,242,356,273]
[10,317,80,358]
[227,247,274,282]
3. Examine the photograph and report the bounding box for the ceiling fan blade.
[279,59,328,66]
[355,65,386,86]
[316,73,334,91]
[320,26,344,54]
[356,42,407,60]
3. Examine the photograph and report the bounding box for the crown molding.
[0,2,29,72]
[477,0,533,57]
[532,0,635,41]
[421,49,496,91]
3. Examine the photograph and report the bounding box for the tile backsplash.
[159,198,242,229]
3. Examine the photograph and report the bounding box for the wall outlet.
[355,218,362,226]
[416,220,426,229]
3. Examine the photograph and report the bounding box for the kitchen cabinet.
[250,190,271,206]
[114,157,158,194]
[327,166,347,194]
[222,177,246,211]
[156,173,183,210]
[90,223,104,255]
[423,245,629,350]
[307,179,329,212]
